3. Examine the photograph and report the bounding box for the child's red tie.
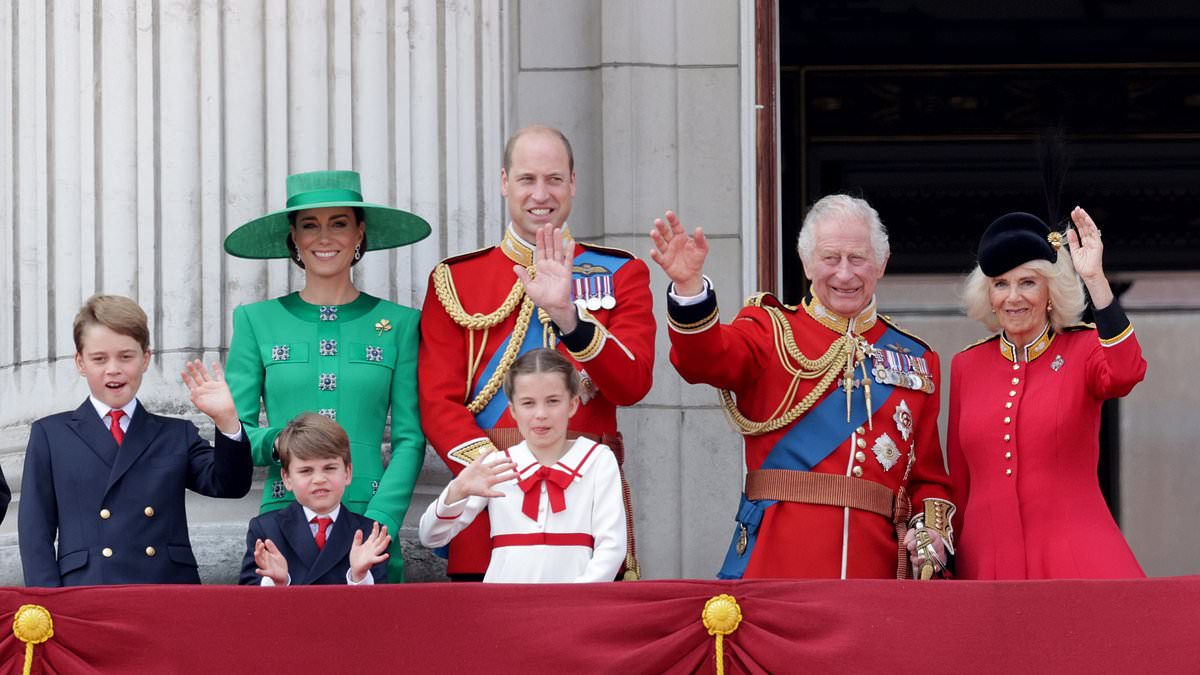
[108,409,125,445]
[312,516,333,550]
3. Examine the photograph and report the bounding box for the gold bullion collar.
[999,323,1054,363]
[500,223,575,268]
[802,295,878,335]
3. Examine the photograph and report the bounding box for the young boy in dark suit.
[19,295,253,586]
[240,413,390,585]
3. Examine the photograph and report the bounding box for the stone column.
[0,0,507,584]
[508,0,752,578]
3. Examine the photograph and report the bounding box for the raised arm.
[1067,206,1113,309]
[418,450,515,548]
[181,359,242,436]
[1069,207,1147,398]
[649,210,709,296]
[521,224,657,406]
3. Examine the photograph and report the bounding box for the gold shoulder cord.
[719,305,858,436]
[432,262,533,414]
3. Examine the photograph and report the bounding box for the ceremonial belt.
[744,469,894,519]
[491,533,595,549]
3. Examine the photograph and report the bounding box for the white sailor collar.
[506,436,599,479]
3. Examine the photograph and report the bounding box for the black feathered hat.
[977,212,1064,277]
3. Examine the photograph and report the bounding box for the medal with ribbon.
[599,274,616,309]
[869,345,935,394]
[573,278,588,310]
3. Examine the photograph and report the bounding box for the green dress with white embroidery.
[226,292,424,581]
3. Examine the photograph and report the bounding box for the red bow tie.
[517,466,574,522]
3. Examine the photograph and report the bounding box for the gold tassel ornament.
[702,594,743,675]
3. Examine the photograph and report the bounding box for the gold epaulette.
[744,292,797,311]
[577,240,637,259]
[1062,321,1095,333]
[437,244,495,266]
[879,314,934,352]
[959,333,1001,353]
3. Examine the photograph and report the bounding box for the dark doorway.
[778,3,1200,292]
[772,2,1200,520]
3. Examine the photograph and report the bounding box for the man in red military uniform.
[650,195,954,579]
[419,125,655,579]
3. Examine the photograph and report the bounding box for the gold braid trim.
[466,295,535,414]
[432,262,525,330]
[719,305,857,436]
[433,261,535,413]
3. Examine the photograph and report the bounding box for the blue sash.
[471,315,545,429]
[717,324,926,579]
[470,248,631,429]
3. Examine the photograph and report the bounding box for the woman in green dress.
[223,170,430,581]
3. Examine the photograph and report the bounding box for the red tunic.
[668,291,952,579]
[947,312,1146,580]
[418,227,656,575]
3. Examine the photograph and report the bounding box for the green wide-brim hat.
[223,170,431,259]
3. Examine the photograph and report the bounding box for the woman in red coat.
[948,207,1146,579]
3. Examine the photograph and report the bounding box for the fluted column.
[0,0,510,583]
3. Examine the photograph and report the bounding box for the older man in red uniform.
[419,126,655,579]
[650,195,954,579]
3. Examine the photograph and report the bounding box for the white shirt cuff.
[668,276,713,306]
[346,568,375,585]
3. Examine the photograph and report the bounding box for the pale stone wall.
[0,0,509,584]
[0,0,755,584]
[6,0,1196,585]
[507,0,752,578]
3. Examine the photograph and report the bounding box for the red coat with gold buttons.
[418,228,656,575]
[947,313,1146,579]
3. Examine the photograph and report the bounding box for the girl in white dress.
[419,348,627,582]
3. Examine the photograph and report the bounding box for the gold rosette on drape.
[12,604,54,675]
[702,594,743,675]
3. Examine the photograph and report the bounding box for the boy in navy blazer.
[19,295,253,586]
[240,413,390,586]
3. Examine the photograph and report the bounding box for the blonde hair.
[502,348,581,400]
[73,295,150,353]
[277,413,352,471]
[962,252,1086,333]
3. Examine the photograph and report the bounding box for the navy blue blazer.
[19,399,253,586]
[239,501,388,585]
